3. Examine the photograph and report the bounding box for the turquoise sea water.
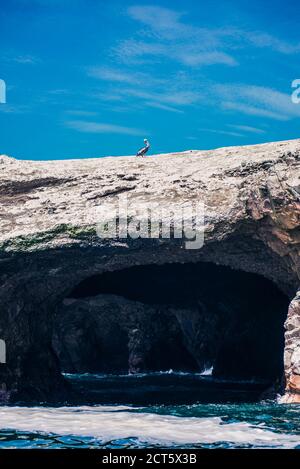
[0,374,299,449]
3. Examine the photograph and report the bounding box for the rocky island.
[0,139,300,404]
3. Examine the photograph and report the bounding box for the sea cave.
[49,262,289,404]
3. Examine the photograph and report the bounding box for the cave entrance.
[53,262,289,391]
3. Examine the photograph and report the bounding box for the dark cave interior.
[52,262,289,390]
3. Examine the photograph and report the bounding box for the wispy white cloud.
[65,110,99,117]
[48,89,70,95]
[127,5,188,40]
[176,50,237,67]
[199,128,244,138]
[245,31,300,54]
[89,74,202,111]
[228,124,266,134]
[87,66,299,123]
[115,38,237,67]
[115,6,239,67]
[120,87,201,106]
[6,54,39,64]
[13,0,79,4]
[144,101,184,114]
[222,101,286,121]
[15,55,37,64]
[123,5,300,68]
[114,40,165,64]
[85,6,300,126]
[0,104,31,114]
[186,136,198,141]
[217,84,300,121]
[65,120,146,136]
[87,66,142,84]
[127,5,225,45]
[87,66,165,87]
[91,91,126,102]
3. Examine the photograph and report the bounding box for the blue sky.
[1,0,300,160]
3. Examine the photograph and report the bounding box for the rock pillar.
[282,291,300,403]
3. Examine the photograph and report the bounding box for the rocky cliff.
[0,139,300,403]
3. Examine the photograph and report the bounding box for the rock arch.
[0,140,299,402]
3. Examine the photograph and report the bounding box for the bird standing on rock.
[136,139,150,157]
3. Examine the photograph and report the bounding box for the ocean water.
[0,373,299,449]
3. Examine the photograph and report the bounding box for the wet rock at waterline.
[282,292,300,403]
[0,139,300,403]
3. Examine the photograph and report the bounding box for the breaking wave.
[0,403,299,449]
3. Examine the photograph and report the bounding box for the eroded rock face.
[282,292,300,403]
[0,139,300,402]
[53,295,199,375]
